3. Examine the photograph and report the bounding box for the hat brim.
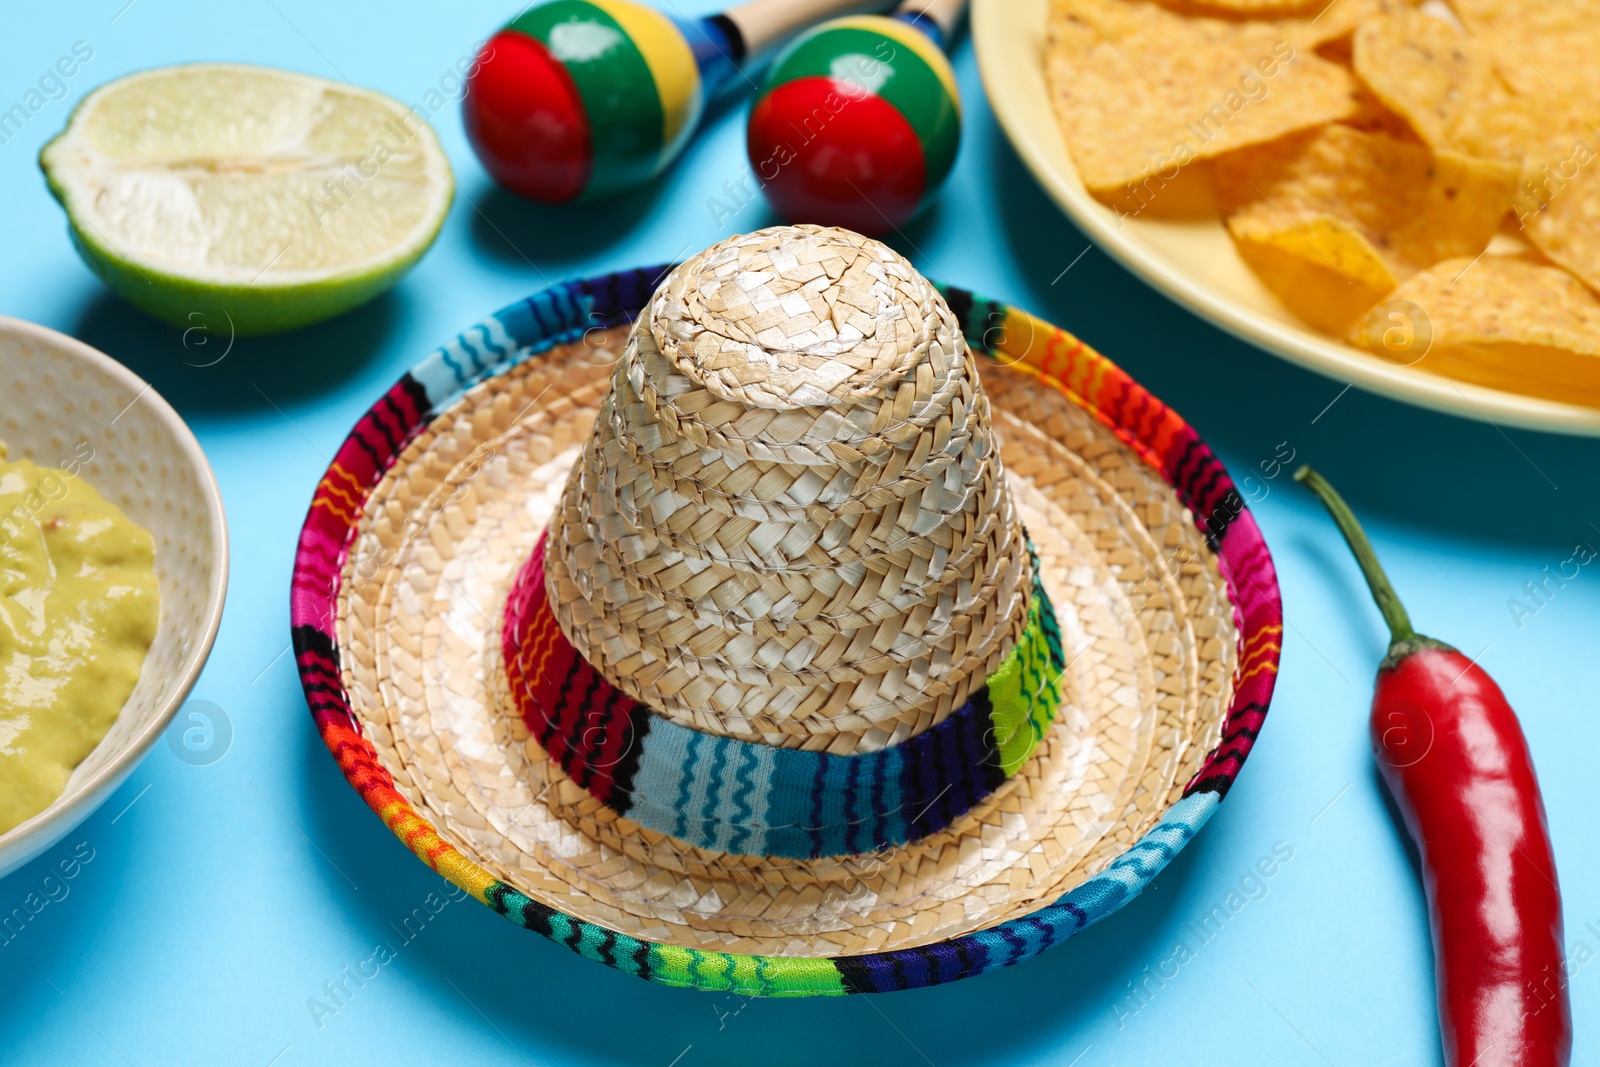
[291,266,1281,996]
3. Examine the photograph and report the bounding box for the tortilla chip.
[1351,8,1538,156]
[1340,86,1424,141]
[1515,135,1600,291]
[1094,160,1221,218]
[1046,0,1360,193]
[1352,7,1600,290]
[1154,0,1331,15]
[1446,0,1600,99]
[1301,0,1407,46]
[1349,255,1600,401]
[1234,217,1399,331]
[1216,125,1518,327]
[1153,0,1393,33]
[1039,0,1600,363]
[1361,256,1600,354]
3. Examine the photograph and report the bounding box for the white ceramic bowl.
[0,317,228,878]
[973,0,1600,436]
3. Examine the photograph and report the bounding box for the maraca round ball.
[747,16,961,235]
[464,0,705,203]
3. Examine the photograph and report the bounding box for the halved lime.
[40,63,453,336]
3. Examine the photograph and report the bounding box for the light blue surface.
[1,2,1596,1064]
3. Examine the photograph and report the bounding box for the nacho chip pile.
[1045,0,1600,405]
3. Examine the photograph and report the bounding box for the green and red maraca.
[465,0,870,203]
[747,0,965,234]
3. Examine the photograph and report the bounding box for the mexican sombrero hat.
[291,225,1281,996]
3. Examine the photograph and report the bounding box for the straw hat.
[292,225,1282,996]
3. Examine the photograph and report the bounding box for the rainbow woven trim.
[501,531,1064,860]
[291,266,1282,996]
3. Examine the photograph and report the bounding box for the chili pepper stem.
[1294,466,1431,650]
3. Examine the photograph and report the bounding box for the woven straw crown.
[545,226,1034,755]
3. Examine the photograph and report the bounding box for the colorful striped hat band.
[503,532,1065,860]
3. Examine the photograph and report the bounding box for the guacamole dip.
[0,447,158,835]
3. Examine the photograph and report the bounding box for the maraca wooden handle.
[896,0,967,39]
[724,0,885,56]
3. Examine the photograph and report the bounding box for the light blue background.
[1,2,1596,1065]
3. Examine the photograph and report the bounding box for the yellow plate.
[973,0,1600,435]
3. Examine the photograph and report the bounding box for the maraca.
[747,0,965,234]
[465,0,876,202]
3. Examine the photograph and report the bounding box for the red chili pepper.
[1296,467,1571,1067]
